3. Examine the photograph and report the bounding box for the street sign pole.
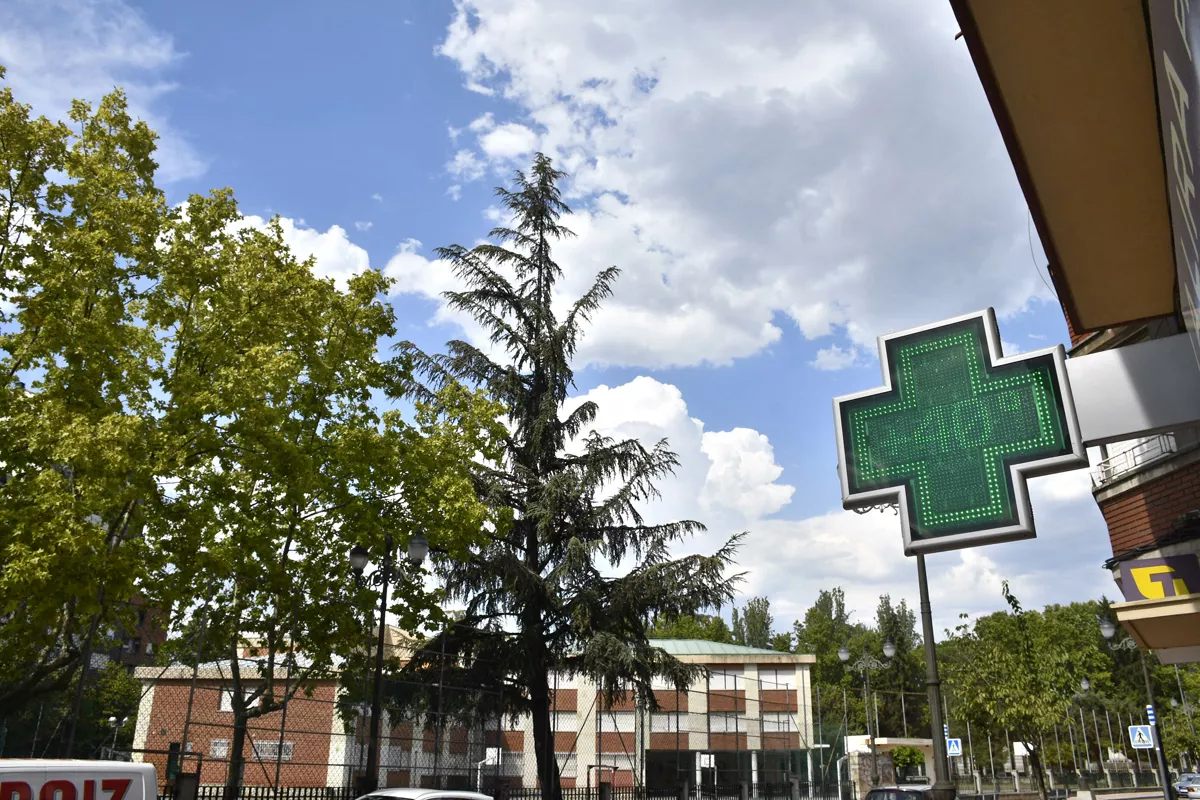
[1141,649,1172,800]
[919,554,954,800]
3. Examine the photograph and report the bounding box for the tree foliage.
[0,72,505,789]
[1,67,166,708]
[733,597,773,649]
[392,154,742,800]
[648,614,734,643]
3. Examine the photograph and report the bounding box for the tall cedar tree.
[394,154,742,800]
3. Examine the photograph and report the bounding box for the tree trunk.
[223,713,248,800]
[523,597,560,800]
[529,672,561,800]
[1028,743,1050,800]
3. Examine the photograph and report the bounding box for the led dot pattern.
[840,317,1072,540]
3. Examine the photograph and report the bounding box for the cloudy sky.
[0,0,1117,635]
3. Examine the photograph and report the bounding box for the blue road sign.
[1147,704,1157,724]
[947,738,963,757]
[1130,725,1154,749]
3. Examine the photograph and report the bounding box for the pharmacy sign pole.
[833,308,1088,800]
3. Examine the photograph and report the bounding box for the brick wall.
[1101,459,1200,553]
[1063,310,1091,347]
[651,690,687,712]
[141,680,340,787]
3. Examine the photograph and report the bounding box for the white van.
[0,761,157,800]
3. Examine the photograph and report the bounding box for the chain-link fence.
[8,648,1181,800]
[105,656,849,800]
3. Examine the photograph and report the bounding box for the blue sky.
[0,0,1115,632]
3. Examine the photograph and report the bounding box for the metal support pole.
[917,555,954,800]
[1177,665,1197,739]
[987,733,996,795]
[866,665,879,786]
[1079,708,1090,771]
[1068,722,1078,773]
[817,684,825,786]
[364,533,394,793]
[1141,652,1172,800]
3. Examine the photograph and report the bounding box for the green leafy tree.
[892,745,925,778]
[874,594,923,738]
[393,154,742,800]
[771,632,792,652]
[140,191,504,799]
[0,67,166,713]
[944,583,1107,800]
[736,597,773,649]
[648,614,734,643]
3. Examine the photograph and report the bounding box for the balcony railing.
[1092,433,1177,488]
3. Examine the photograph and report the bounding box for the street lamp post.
[1099,618,1171,800]
[107,716,126,751]
[350,532,429,794]
[839,641,894,787]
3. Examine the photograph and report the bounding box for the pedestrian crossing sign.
[1129,725,1154,749]
[946,738,962,757]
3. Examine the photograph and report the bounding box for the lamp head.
[882,639,896,660]
[838,646,850,663]
[406,532,429,565]
[349,544,369,576]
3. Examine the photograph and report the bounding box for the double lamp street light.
[840,639,897,787]
[348,531,430,795]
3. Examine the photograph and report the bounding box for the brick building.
[497,640,817,793]
[950,1,1200,661]
[132,637,817,793]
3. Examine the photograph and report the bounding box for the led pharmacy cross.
[833,309,1087,556]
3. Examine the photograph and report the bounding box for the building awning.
[949,0,1181,333]
[1112,593,1200,658]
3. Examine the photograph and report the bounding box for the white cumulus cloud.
[557,375,1113,632]
[0,0,205,182]
[239,215,371,291]
[410,0,1055,371]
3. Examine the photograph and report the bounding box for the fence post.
[790,776,801,800]
[738,781,749,800]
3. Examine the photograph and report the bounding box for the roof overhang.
[949,0,1181,333]
[1112,593,1200,655]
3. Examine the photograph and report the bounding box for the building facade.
[950,0,1200,661]
[132,638,818,793]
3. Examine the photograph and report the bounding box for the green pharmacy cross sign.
[834,309,1086,555]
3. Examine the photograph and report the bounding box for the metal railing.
[1092,434,1177,487]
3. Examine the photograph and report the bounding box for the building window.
[220,688,256,713]
[599,753,637,774]
[547,671,577,689]
[251,741,294,762]
[709,712,740,733]
[758,668,795,689]
[762,712,793,732]
[210,740,229,759]
[650,712,683,733]
[144,642,154,655]
[551,711,576,733]
[556,752,577,777]
[602,711,636,732]
[708,671,740,691]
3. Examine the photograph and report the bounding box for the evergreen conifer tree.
[395,154,742,800]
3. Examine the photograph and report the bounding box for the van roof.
[0,761,155,771]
